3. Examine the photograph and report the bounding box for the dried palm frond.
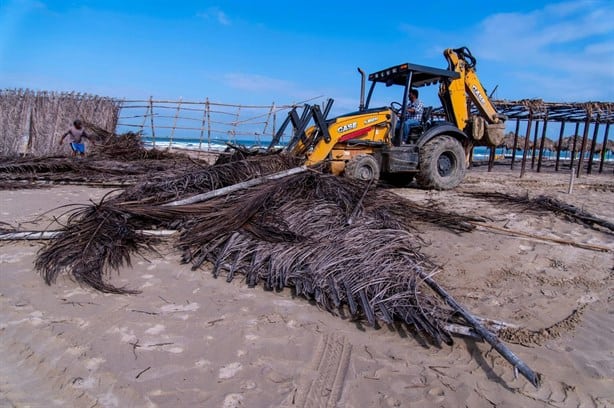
[35,167,484,344]
[114,153,303,204]
[35,196,161,294]
[465,191,614,233]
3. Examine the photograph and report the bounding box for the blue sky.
[1,0,612,114]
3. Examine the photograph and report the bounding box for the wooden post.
[148,96,156,148]
[272,108,277,142]
[598,123,610,174]
[555,121,565,172]
[510,118,520,170]
[262,102,275,146]
[232,105,241,144]
[570,122,580,170]
[488,146,495,172]
[169,97,183,150]
[586,114,600,175]
[206,98,211,147]
[531,119,540,169]
[199,99,207,151]
[576,108,592,178]
[520,110,533,179]
[537,111,549,172]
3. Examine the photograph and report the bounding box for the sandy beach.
[1,167,613,407]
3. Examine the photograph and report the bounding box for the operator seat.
[407,106,433,141]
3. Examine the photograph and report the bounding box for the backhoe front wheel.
[416,135,466,190]
[345,154,380,182]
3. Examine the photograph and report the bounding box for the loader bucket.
[484,122,505,147]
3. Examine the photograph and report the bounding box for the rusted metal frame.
[510,117,521,170]
[537,111,549,172]
[555,121,566,172]
[598,122,610,174]
[520,109,533,178]
[586,114,600,175]
[576,108,592,178]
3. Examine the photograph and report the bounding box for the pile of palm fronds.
[0,130,212,186]
[464,191,614,233]
[36,159,484,345]
[88,126,184,161]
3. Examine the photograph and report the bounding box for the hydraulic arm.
[440,47,506,145]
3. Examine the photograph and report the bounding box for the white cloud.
[470,1,614,101]
[197,7,231,26]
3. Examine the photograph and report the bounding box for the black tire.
[345,154,380,181]
[416,135,466,190]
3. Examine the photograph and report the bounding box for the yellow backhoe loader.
[270,47,506,190]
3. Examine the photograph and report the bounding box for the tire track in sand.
[287,332,352,408]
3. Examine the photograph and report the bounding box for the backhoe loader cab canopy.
[368,62,459,88]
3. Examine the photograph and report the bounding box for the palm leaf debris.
[20,136,541,386]
[36,164,479,338]
[34,164,541,386]
[464,191,614,233]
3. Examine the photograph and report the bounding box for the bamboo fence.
[2,90,612,178]
[115,97,309,150]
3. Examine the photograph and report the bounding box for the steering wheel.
[390,101,403,116]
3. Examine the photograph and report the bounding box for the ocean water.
[143,136,279,152]
[143,137,613,162]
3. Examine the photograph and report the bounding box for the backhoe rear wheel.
[416,135,465,190]
[345,154,380,182]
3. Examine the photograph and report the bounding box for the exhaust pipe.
[357,67,366,111]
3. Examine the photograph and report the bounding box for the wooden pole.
[536,111,549,173]
[232,105,241,144]
[555,121,565,172]
[576,109,591,178]
[598,123,610,174]
[570,122,580,170]
[199,100,207,151]
[163,166,308,207]
[531,119,540,169]
[418,269,541,388]
[520,111,533,178]
[148,96,156,147]
[0,230,176,240]
[510,118,520,170]
[206,98,211,147]
[262,102,275,146]
[169,97,183,150]
[487,146,495,172]
[587,114,600,175]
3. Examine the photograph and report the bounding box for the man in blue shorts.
[59,119,94,157]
